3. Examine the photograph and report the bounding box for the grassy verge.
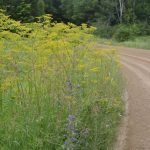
[98,36,150,50]
[119,36,150,50]
[0,14,124,150]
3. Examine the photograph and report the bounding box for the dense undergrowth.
[0,12,124,150]
[94,23,150,42]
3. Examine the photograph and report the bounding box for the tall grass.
[0,14,124,149]
[120,36,150,50]
[98,36,150,50]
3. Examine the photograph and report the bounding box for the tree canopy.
[0,0,149,24]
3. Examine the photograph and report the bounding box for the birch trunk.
[119,0,124,23]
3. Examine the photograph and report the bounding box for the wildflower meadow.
[0,12,124,149]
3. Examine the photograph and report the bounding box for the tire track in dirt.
[119,48,150,150]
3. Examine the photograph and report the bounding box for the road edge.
[114,90,129,150]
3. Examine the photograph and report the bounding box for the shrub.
[113,23,150,42]
[135,23,150,36]
[93,23,114,38]
[0,9,31,37]
[113,24,133,42]
[128,23,150,36]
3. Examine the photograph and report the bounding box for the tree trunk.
[119,0,124,23]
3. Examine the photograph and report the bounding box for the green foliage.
[0,0,150,43]
[37,0,45,16]
[15,1,34,22]
[134,23,150,36]
[113,23,150,42]
[0,0,150,27]
[0,9,31,36]
[134,0,150,24]
[113,25,134,42]
[94,23,114,39]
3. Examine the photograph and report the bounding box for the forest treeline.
[0,0,150,40]
[0,0,149,24]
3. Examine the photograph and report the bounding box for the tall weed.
[0,13,124,149]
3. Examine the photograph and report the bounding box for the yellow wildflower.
[77,64,85,70]
[90,67,99,73]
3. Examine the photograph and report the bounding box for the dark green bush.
[93,23,114,38]
[136,23,150,36]
[128,23,150,36]
[113,25,133,42]
[93,23,150,42]
[113,23,150,42]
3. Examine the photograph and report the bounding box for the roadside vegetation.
[95,21,150,50]
[98,36,150,50]
[0,0,149,149]
[118,36,150,50]
[0,11,124,149]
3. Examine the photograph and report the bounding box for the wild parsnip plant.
[0,13,124,150]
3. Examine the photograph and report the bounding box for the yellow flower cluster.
[0,13,121,114]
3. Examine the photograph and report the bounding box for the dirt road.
[119,47,150,150]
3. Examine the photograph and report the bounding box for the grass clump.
[98,36,150,50]
[119,36,150,50]
[0,13,124,150]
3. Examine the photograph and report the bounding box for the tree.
[45,0,62,21]
[15,1,34,22]
[37,0,45,16]
[0,0,149,26]
[118,0,124,23]
[61,0,99,24]
[61,0,74,22]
